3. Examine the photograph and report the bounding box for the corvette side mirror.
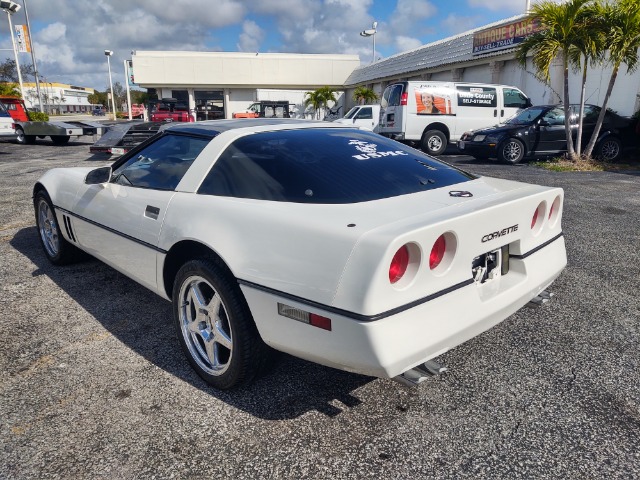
[85,166,112,184]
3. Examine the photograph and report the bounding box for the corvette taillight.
[389,245,409,284]
[531,208,539,229]
[430,235,446,270]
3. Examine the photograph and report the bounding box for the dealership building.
[131,13,640,118]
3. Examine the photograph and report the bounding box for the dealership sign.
[472,18,544,55]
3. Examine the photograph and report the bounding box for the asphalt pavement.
[1,137,639,479]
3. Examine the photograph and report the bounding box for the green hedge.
[27,111,49,122]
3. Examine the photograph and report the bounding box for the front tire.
[498,138,525,164]
[173,258,270,390]
[421,130,447,156]
[34,190,82,265]
[595,136,622,162]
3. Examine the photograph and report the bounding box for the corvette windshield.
[504,106,547,125]
[198,129,475,203]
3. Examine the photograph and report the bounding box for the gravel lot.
[1,137,639,479]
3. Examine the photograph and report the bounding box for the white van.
[378,81,531,155]
[333,104,381,131]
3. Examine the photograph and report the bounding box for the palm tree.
[305,86,337,119]
[353,86,378,105]
[583,0,640,158]
[517,0,593,161]
[567,2,603,157]
[304,90,324,119]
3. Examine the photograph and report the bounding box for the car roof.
[163,118,339,138]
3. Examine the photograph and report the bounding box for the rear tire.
[173,258,272,390]
[15,127,25,144]
[34,190,83,265]
[595,136,622,162]
[421,130,447,156]
[498,138,525,164]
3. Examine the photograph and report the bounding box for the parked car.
[333,104,380,130]
[459,104,635,163]
[34,119,566,390]
[92,107,105,116]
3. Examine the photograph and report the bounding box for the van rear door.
[501,87,531,120]
[378,83,406,138]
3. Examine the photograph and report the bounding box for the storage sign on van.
[456,86,497,107]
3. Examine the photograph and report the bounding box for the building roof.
[345,14,528,86]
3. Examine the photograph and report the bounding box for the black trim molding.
[55,205,167,254]
[238,278,475,323]
[510,233,564,260]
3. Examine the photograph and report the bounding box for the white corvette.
[34,119,567,389]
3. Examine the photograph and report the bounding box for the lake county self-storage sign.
[472,17,544,55]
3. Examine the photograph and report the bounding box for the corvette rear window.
[198,129,474,203]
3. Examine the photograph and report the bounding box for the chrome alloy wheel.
[503,140,522,162]
[38,198,59,257]
[178,275,233,376]
[599,139,620,161]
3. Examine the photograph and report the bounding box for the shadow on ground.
[11,227,375,420]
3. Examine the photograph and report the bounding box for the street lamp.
[1,0,24,99]
[104,49,117,120]
[360,21,377,64]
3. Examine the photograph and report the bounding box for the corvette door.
[71,134,210,291]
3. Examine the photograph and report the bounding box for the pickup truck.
[233,100,292,118]
[0,96,105,145]
[149,98,194,123]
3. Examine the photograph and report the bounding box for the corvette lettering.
[481,224,519,243]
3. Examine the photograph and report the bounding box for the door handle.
[145,205,160,220]
[493,109,497,117]
[501,109,504,117]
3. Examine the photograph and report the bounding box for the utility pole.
[21,0,43,112]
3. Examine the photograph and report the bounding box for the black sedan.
[458,104,636,163]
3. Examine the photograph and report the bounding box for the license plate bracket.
[472,245,509,284]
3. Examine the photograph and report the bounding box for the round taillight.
[389,245,409,284]
[531,207,539,229]
[429,235,446,270]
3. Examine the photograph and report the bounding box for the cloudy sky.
[0,0,548,91]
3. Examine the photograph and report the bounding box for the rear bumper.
[242,235,567,378]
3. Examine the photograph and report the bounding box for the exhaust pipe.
[394,359,447,387]
[526,289,554,307]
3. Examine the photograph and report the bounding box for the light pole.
[360,21,377,64]
[104,50,117,120]
[22,0,44,112]
[1,0,24,99]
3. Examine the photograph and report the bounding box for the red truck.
[0,96,105,145]
[149,98,194,123]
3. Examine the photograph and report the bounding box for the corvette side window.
[112,134,209,190]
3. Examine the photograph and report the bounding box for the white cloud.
[237,20,265,52]
[395,36,425,52]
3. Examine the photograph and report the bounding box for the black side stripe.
[55,206,167,254]
[510,233,564,260]
[238,278,475,323]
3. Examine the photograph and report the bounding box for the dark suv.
[459,104,636,163]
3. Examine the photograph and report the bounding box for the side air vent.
[62,215,76,243]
